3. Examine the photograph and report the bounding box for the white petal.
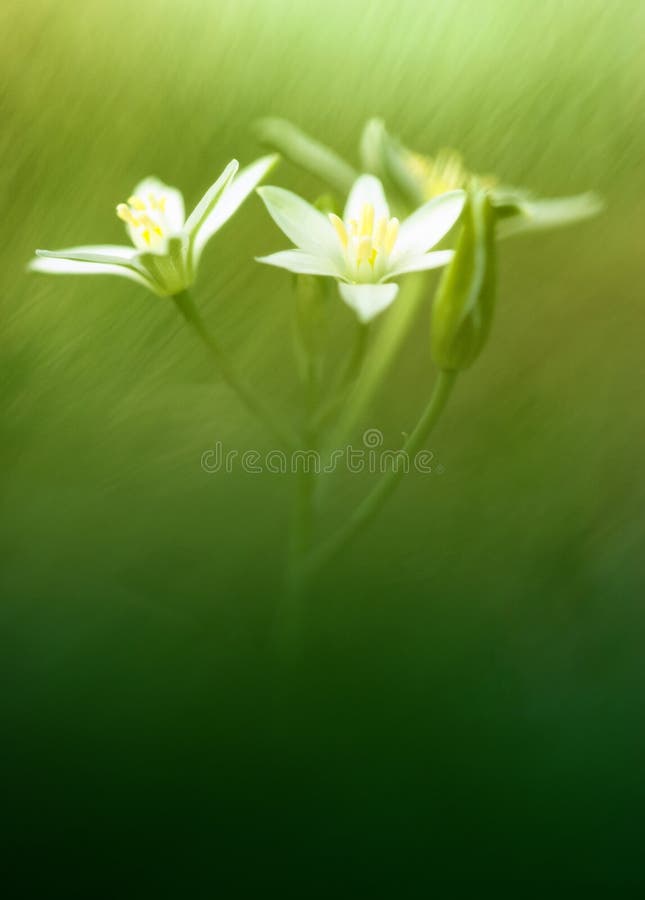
[497,192,603,239]
[256,250,341,277]
[29,255,158,292]
[343,174,389,222]
[36,245,142,265]
[184,160,239,237]
[395,190,465,256]
[257,186,338,256]
[131,177,186,232]
[385,250,454,279]
[338,282,399,323]
[192,155,278,263]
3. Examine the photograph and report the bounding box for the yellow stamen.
[359,203,374,236]
[117,192,169,249]
[373,216,387,251]
[328,213,348,247]
[357,236,373,264]
[331,205,399,273]
[148,193,167,213]
[127,195,146,211]
[138,213,159,231]
[384,218,399,254]
[116,203,137,226]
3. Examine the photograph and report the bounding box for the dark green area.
[1,0,644,891]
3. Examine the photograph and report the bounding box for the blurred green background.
[2,0,644,891]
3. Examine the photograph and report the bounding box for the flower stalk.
[29,116,604,649]
[304,370,457,577]
[173,291,294,450]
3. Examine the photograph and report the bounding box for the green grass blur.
[2,0,644,891]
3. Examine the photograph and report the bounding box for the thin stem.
[289,360,318,578]
[276,348,319,653]
[304,369,457,577]
[281,431,316,634]
[330,273,428,443]
[312,322,370,433]
[173,291,294,449]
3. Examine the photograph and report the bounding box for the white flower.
[30,155,279,296]
[257,175,465,323]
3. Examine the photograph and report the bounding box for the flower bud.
[254,118,356,195]
[359,118,425,210]
[431,185,496,371]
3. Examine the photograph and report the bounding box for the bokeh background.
[2,0,644,891]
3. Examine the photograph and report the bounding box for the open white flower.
[257,175,465,322]
[30,155,278,297]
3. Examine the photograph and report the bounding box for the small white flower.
[257,175,464,323]
[30,155,279,296]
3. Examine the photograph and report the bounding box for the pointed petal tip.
[259,152,280,168]
[35,248,68,260]
[256,183,281,197]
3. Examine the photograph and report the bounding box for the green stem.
[277,333,321,652]
[173,291,294,449]
[281,430,316,640]
[305,369,457,576]
[312,322,370,433]
[330,273,428,443]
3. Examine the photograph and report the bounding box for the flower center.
[329,203,399,282]
[406,149,496,200]
[117,192,170,249]
[406,150,467,200]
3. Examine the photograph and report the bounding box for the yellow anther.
[408,148,475,199]
[147,193,167,213]
[116,203,137,226]
[384,218,399,254]
[329,213,348,248]
[359,203,374,237]
[349,219,359,238]
[139,213,158,230]
[117,192,167,248]
[357,236,373,264]
[373,216,387,251]
[127,195,146,211]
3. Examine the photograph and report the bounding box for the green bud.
[431,185,496,371]
[254,117,357,195]
[359,118,424,211]
[359,118,387,175]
